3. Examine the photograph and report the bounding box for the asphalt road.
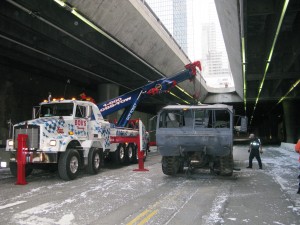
[0,145,299,225]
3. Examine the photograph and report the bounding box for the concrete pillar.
[97,83,120,122]
[97,83,119,103]
[282,100,299,143]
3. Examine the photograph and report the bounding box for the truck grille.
[14,125,40,150]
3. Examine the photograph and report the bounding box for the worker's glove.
[248,149,250,153]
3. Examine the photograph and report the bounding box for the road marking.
[126,182,187,225]
[137,209,158,225]
[126,209,159,225]
[126,210,150,225]
[0,200,26,210]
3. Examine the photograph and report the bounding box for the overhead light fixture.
[242,37,247,113]
[175,85,193,99]
[169,92,190,104]
[175,85,202,104]
[250,0,289,125]
[277,79,300,104]
[53,0,66,7]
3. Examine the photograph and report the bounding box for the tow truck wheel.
[133,144,139,163]
[58,149,80,180]
[115,144,127,164]
[87,148,102,174]
[162,156,180,176]
[127,144,135,163]
[9,162,33,177]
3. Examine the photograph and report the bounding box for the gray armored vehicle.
[156,104,234,176]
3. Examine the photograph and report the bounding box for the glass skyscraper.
[146,0,188,53]
[145,0,233,88]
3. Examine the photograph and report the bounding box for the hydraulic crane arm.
[97,61,202,127]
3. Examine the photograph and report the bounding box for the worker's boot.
[297,188,300,194]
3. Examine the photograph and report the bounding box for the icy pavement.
[0,145,299,225]
[220,144,300,224]
[261,145,300,215]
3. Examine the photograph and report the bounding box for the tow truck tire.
[127,144,135,163]
[58,149,80,180]
[219,153,233,176]
[9,162,33,177]
[115,144,127,164]
[87,148,102,174]
[162,156,180,176]
[132,144,138,164]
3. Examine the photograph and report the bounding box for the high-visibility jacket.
[250,138,261,149]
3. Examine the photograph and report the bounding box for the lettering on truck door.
[74,104,88,139]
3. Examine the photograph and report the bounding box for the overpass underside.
[1,0,244,109]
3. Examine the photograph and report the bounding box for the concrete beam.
[67,0,190,75]
[67,0,210,102]
[214,0,243,100]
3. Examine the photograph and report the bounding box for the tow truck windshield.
[40,103,74,117]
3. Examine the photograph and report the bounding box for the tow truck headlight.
[1,162,7,168]
[49,140,57,146]
[8,140,13,146]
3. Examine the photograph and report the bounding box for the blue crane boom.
[97,61,202,127]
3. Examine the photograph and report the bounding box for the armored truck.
[156,104,234,176]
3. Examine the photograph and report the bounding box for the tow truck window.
[40,103,74,117]
[75,105,86,118]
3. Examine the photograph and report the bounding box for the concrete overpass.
[0,0,299,144]
[215,0,300,142]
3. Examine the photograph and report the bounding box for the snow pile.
[263,146,300,215]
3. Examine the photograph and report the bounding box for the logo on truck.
[75,119,87,130]
[100,97,132,112]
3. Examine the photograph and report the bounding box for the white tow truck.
[6,97,147,180]
[5,61,202,180]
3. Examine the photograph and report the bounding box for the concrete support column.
[97,83,120,122]
[97,83,119,103]
[282,100,298,143]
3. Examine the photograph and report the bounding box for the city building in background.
[145,0,234,88]
[146,0,188,53]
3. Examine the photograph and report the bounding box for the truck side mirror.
[32,106,40,119]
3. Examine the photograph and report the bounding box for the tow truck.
[5,61,201,180]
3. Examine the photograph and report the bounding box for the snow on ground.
[1,145,299,224]
[256,145,300,215]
